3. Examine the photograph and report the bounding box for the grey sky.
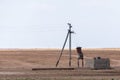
[0,0,120,48]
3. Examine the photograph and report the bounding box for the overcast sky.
[0,0,120,48]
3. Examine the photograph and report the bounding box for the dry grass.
[0,48,119,80]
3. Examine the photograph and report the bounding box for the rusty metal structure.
[76,47,84,68]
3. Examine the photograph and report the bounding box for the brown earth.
[0,48,120,80]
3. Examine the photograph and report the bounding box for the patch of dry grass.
[0,48,119,79]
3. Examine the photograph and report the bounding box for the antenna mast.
[56,23,74,67]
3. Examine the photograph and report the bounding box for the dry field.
[0,48,120,80]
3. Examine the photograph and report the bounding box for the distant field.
[0,48,119,80]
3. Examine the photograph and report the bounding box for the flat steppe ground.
[0,48,120,80]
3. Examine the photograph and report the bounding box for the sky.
[0,0,120,48]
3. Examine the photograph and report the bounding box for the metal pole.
[77,59,79,68]
[56,23,74,67]
[68,23,72,67]
[56,31,69,67]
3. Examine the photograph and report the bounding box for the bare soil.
[0,48,119,80]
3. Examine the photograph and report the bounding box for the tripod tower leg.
[68,23,72,67]
[56,31,69,67]
[69,29,72,67]
[56,23,74,67]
